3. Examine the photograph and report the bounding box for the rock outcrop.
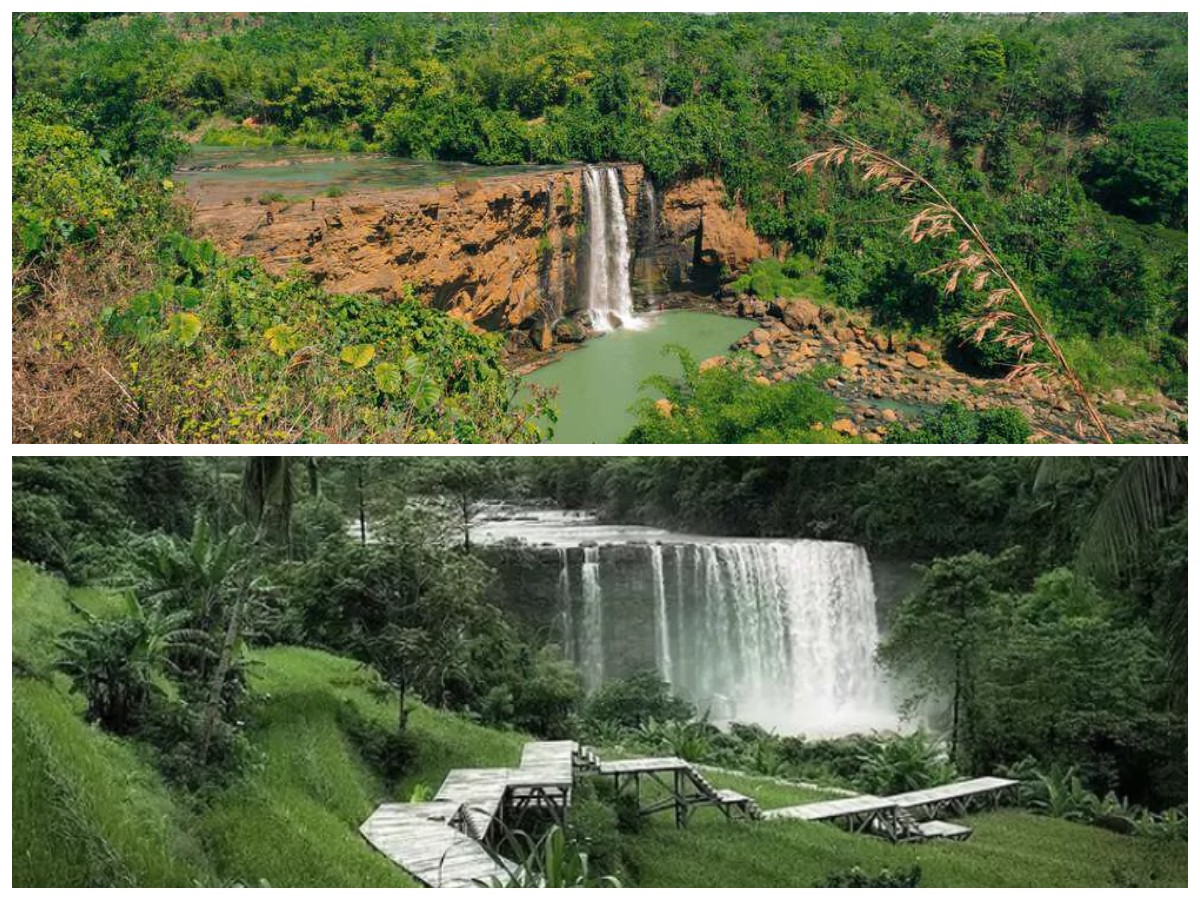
[186,162,770,347]
[720,293,1185,443]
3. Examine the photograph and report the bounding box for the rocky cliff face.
[187,163,768,347]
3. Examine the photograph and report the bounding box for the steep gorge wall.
[188,163,768,345]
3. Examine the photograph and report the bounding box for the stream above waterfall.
[474,507,900,737]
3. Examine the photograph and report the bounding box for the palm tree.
[1035,458,1186,704]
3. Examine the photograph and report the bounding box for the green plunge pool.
[522,310,752,443]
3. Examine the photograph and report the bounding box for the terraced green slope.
[12,562,1187,888]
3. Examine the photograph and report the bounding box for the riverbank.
[719,294,1186,443]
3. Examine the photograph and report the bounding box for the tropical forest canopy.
[11,12,1187,442]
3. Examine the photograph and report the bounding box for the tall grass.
[13,679,211,886]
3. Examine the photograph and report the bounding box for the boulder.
[907,338,934,354]
[530,318,554,351]
[772,297,822,332]
[654,398,674,418]
[752,342,773,358]
[698,355,726,373]
[831,418,858,437]
[750,327,773,344]
[881,408,899,423]
[906,351,930,369]
[552,317,587,343]
[738,298,769,318]
[871,333,890,353]
[838,349,866,369]
[753,375,771,386]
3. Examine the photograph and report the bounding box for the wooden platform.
[762,775,1018,844]
[359,802,515,888]
[361,742,581,887]
[916,819,974,841]
[598,756,691,775]
[763,794,895,822]
[887,776,1019,818]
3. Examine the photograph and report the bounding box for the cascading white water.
[471,508,896,736]
[581,167,637,330]
[557,547,573,661]
[641,179,660,303]
[649,544,673,684]
[584,539,891,736]
[579,546,605,690]
[668,541,888,735]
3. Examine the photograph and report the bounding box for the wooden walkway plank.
[597,756,689,775]
[763,794,896,821]
[885,776,1019,810]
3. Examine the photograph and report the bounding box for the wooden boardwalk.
[359,801,514,888]
[599,756,762,825]
[361,742,758,886]
[887,776,1019,818]
[360,740,1009,885]
[762,776,1018,843]
[360,742,580,887]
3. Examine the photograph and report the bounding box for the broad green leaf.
[264,324,296,356]
[340,343,376,368]
[165,311,203,347]
[374,361,402,394]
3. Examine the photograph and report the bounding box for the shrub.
[339,706,419,783]
[584,672,694,731]
[855,731,956,796]
[1084,118,1187,226]
[626,349,848,444]
[818,865,923,888]
[729,256,829,302]
[887,400,1031,444]
[98,235,549,443]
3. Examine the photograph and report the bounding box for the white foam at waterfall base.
[581,166,642,331]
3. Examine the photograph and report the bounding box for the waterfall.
[650,544,673,683]
[641,179,660,304]
[581,167,636,330]
[557,548,573,662]
[564,539,893,736]
[579,546,605,690]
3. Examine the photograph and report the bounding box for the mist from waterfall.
[581,167,637,329]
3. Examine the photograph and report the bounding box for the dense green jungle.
[11,456,1187,886]
[11,12,1188,443]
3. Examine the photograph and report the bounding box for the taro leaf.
[374,361,402,394]
[264,324,296,356]
[165,311,203,347]
[340,343,376,368]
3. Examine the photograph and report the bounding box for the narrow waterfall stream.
[476,509,898,736]
[581,166,637,329]
[580,546,605,688]
[650,544,674,683]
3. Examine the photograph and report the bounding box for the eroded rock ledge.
[186,162,768,347]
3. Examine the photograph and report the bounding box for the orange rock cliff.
[187,163,769,346]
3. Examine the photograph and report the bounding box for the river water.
[522,310,751,443]
[176,144,571,204]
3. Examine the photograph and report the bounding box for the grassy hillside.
[12,561,1187,888]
